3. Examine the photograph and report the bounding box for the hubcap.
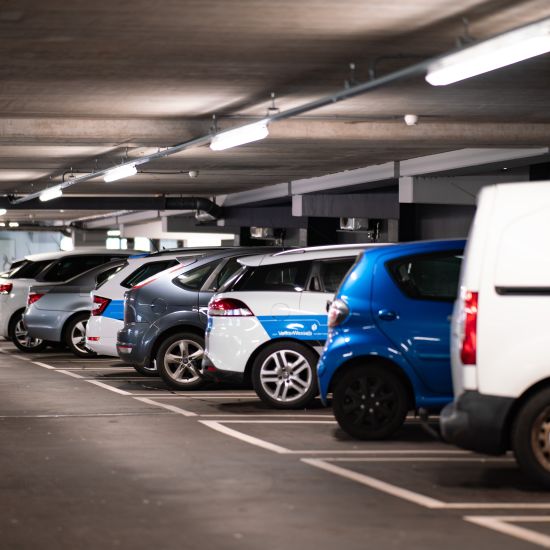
[341,374,397,431]
[14,319,43,349]
[532,406,550,471]
[259,350,312,403]
[163,339,204,384]
[71,320,90,354]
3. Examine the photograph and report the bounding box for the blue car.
[318,239,465,440]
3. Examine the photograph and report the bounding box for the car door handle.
[378,309,398,321]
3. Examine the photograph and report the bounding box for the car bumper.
[116,323,149,366]
[440,391,515,455]
[201,354,245,384]
[23,310,66,342]
[86,316,122,357]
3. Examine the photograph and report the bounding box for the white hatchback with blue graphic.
[204,245,376,409]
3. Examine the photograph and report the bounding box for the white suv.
[0,249,132,352]
[202,244,378,409]
[441,181,550,486]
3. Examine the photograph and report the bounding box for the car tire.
[132,361,158,377]
[9,311,48,353]
[512,388,550,488]
[252,341,319,409]
[333,363,409,440]
[65,313,96,358]
[156,332,205,390]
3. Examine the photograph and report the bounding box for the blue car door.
[370,248,463,395]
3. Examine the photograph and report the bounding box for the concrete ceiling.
[1,0,550,221]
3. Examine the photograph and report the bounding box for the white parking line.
[55,369,85,379]
[86,380,132,395]
[465,516,550,548]
[302,458,550,510]
[31,361,56,369]
[133,397,197,417]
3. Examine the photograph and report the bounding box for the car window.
[40,256,111,282]
[95,263,126,289]
[387,250,463,302]
[207,257,243,292]
[7,259,55,279]
[317,258,355,293]
[120,260,179,289]
[174,262,217,291]
[231,260,312,292]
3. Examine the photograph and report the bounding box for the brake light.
[27,292,44,306]
[0,283,12,294]
[92,295,111,316]
[460,290,478,365]
[327,299,350,328]
[208,297,254,317]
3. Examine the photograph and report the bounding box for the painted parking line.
[301,458,550,510]
[464,516,550,548]
[86,380,132,395]
[132,397,197,417]
[55,369,85,379]
[31,361,56,370]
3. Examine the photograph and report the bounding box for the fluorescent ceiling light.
[107,229,121,237]
[39,185,63,202]
[104,164,137,182]
[210,121,269,151]
[426,17,550,86]
[9,222,19,228]
[0,208,6,216]
[0,222,5,227]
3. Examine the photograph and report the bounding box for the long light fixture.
[0,208,6,216]
[210,121,269,151]
[9,222,19,228]
[103,164,137,183]
[426,17,550,86]
[39,185,63,202]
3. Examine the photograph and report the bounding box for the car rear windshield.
[228,260,312,292]
[120,259,179,289]
[95,263,127,289]
[387,250,463,302]
[7,259,54,279]
[173,262,217,291]
[39,255,119,282]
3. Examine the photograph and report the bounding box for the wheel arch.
[8,307,26,333]
[328,355,416,410]
[150,323,204,364]
[61,310,91,343]
[244,337,320,385]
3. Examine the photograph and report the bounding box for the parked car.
[0,248,133,352]
[441,182,550,487]
[85,248,224,359]
[317,239,465,439]
[203,244,378,409]
[23,260,127,357]
[117,247,279,385]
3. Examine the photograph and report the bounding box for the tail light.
[327,299,350,328]
[0,283,13,294]
[208,297,254,317]
[460,290,478,365]
[27,292,44,306]
[92,295,111,316]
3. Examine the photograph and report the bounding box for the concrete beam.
[223,206,307,229]
[292,192,398,219]
[399,172,530,205]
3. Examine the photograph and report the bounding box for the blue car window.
[387,250,463,302]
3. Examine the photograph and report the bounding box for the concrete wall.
[0,231,63,271]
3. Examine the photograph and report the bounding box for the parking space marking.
[302,458,550,510]
[31,361,56,370]
[199,414,333,418]
[464,516,550,548]
[128,393,258,398]
[86,380,132,395]
[60,367,136,371]
[0,412,172,419]
[55,369,85,379]
[133,397,197,417]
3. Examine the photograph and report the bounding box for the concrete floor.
[1,341,549,550]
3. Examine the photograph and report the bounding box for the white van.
[441,181,550,486]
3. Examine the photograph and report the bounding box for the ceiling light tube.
[104,164,137,183]
[0,208,6,216]
[210,121,269,151]
[9,222,19,228]
[426,17,550,86]
[39,185,63,202]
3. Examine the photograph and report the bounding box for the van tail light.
[27,292,44,306]
[328,299,350,328]
[92,295,111,316]
[208,297,254,317]
[0,283,13,294]
[460,291,478,365]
